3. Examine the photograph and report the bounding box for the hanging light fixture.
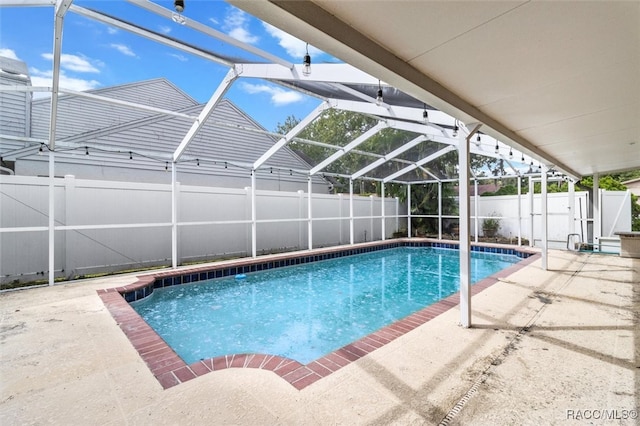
[475,133,481,146]
[165,161,169,171]
[196,158,200,166]
[452,120,459,137]
[302,43,311,76]
[521,153,525,162]
[38,144,44,155]
[422,103,429,124]
[85,146,89,155]
[509,147,513,159]
[376,80,383,106]
[494,139,499,154]
[172,0,186,24]
[129,151,133,160]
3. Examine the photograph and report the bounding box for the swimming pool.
[131,246,519,365]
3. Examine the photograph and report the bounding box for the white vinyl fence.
[0,175,402,284]
[469,189,631,251]
[1,174,631,285]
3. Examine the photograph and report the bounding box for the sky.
[0,0,332,131]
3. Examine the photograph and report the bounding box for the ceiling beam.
[126,0,293,68]
[309,121,387,175]
[383,145,456,183]
[46,0,73,150]
[69,4,234,67]
[351,134,427,179]
[173,68,238,162]
[253,102,328,170]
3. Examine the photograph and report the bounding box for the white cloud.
[169,53,188,62]
[263,23,322,59]
[107,27,118,35]
[110,43,136,57]
[223,7,258,44]
[209,17,219,25]
[159,25,172,35]
[29,67,101,98]
[0,48,19,60]
[240,82,304,106]
[42,53,100,73]
[228,27,259,44]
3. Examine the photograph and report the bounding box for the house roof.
[6,77,316,182]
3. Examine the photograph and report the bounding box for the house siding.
[19,78,325,191]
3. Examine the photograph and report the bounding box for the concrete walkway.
[1,250,638,425]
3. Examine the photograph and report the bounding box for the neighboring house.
[0,56,326,191]
[0,56,31,175]
[622,177,640,205]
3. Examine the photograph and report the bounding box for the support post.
[593,173,600,251]
[568,179,575,238]
[541,166,548,270]
[517,176,522,246]
[338,193,344,245]
[171,162,178,269]
[438,181,442,239]
[251,171,257,257]
[48,151,55,285]
[307,176,313,250]
[407,183,412,238]
[459,130,473,328]
[369,195,374,242]
[349,178,354,244]
[381,182,386,241]
[473,178,479,243]
[297,189,304,249]
[528,175,534,247]
[395,196,399,238]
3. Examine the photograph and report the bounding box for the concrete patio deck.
[1,249,638,425]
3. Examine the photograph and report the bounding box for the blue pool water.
[131,247,519,364]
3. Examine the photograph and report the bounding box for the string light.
[129,151,133,160]
[196,158,199,166]
[85,146,89,155]
[494,140,499,154]
[165,161,168,171]
[509,147,513,159]
[476,133,481,146]
[422,103,429,124]
[302,43,311,76]
[172,0,186,24]
[376,80,383,106]
[452,120,459,138]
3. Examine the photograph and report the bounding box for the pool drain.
[439,370,489,426]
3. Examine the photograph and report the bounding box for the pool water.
[131,247,519,364]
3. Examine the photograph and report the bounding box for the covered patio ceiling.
[231,0,640,179]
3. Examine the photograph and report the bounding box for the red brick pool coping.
[98,245,539,391]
